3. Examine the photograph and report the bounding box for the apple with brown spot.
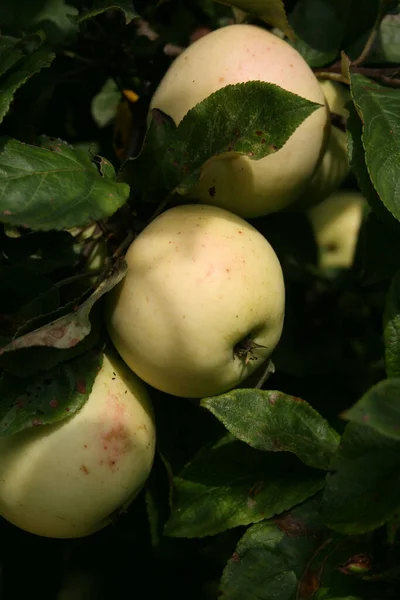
[105,204,285,398]
[0,351,156,538]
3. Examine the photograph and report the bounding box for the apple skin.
[149,24,329,218]
[0,351,156,538]
[307,190,366,269]
[105,204,285,398]
[295,80,351,210]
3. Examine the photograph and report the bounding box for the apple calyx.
[234,336,266,365]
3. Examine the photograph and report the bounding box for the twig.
[255,360,275,389]
[55,269,103,289]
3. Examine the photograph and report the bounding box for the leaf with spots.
[342,378,400,440]
[164,434,324,538]
[0,258,126,355]
[350,73,400,223]
[120,81,321,203]
[384,270,400,377]
[0,348,103,436]
[0,137,130,231]
[219,496,370,600]
[216,0,295,40]
[202,389,340,470]
[322,422,400,534]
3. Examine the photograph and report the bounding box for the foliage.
[0,0,399,599]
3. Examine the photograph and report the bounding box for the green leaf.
[91,78,121,128]
[0,259,126,355]
[343,378,400,440]
[384,271,400,377]
[202,389,340,470]
[289,0,350,67]
[219,497,369,600]
[0,137,130,230]
[164,435,324,538]
[350,73,400,223]
[121,81,322,202]
[346,98,400,236]
[215,0,295,40]
[0,0,79,44]
[322,422,400,533]
[0,36,25,78]
[0,45,55,125]
[77,0,139,24]
[0,348,103,436]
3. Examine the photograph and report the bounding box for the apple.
[295,80,351,209]
[105,204,285,398]
[70,224,108,286]
[307,190,366,269]
[0,351,156,538]
[149,23,329,218]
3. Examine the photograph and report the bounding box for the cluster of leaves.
[0,0,400,599]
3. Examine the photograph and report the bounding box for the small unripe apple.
[307,190,366,269]
[296,80,351,209]
[149,24,329,218]
[0,351,156,538]
[105,204,285,398]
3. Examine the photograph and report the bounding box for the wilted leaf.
[91,79,122,128]
[77,0,138,24]
[0,0,79,44]
[121,81,322,202]
[384,270,400,377]
[202,389,340,470]
[350,73,400,223]
[343,378,400,440]
[164,435,324,538]
[0,259,126,355]
[0,137,130,230]
[0,45,55,125]
[0,348,103,436]
[216,0,294,40]
[322,422,400,533]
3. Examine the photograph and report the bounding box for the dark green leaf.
[0,259,126,355]
[121,81,321,202]
[164,435,324,538]
[202,389,340,470]
[350,73,400,223]
[384,271,400,377]
[91,78,121,128]
[2,230,77,274]
[0,36,25,78]
[0,137,130,230]
[220,497,369,600]
[0,348,103,436]
[0,266,59,321]
[322,422,400,533]
[0,45,55,125]
[215,0,295,39]
[343,378,400,440]
[289,0,350,67]
[77,0,138,24]
[0,0,79,44]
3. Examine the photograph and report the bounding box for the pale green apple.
[308,190,366,269]
[149,24,329,218]
[295,80,351,209]
[0,351,156,538]
[105,204,285,398]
